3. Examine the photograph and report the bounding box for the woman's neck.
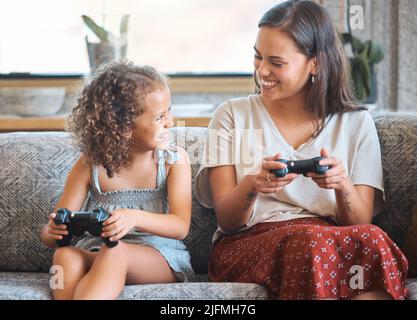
[260,91,314,124]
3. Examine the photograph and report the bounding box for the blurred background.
[0,0,416,131]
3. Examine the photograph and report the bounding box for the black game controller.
[270,156,330,178]
[54,208,118,248]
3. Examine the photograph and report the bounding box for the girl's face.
[133,85,174,151]
[254,26,316,102]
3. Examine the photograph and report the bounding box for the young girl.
[195,0,408,299]
[40,62,194,300]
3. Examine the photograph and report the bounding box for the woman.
[195,0,408,300]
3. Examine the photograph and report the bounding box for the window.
[0,0,282,75]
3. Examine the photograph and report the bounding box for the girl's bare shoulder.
[70,154,92,180]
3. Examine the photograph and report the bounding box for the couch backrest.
[0,112,416,273]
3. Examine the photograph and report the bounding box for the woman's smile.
[260,78,280,90]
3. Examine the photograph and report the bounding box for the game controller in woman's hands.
[270,156,330,178]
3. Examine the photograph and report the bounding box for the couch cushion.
[0,272,52,299]
[373,113,417,248]
[406,279,417,300]
[1,272,416,300]
[0,272,268,300]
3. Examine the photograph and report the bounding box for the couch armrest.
[373,112,417,247]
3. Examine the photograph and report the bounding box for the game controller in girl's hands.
[53,208,118,248]
[270,156,330,178]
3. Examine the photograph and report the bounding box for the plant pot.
[86,38,127,73]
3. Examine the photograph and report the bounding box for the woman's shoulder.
[215,94,258,113]
[330,109,377,143]
[340,109,375,130]
[343,107,373,119]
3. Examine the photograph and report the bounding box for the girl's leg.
[52,247,96,300]
[72,241,177,300]
[125,242,178,285]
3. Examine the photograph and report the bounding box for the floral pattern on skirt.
[209,217,409,300]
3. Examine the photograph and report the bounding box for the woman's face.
[133,84,174,151]
[254,26,315,102]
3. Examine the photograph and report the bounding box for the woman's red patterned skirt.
[208,217,408,300]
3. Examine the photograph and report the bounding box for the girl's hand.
[252,153,298,194]
[47,212,68,240]
[307,148,348,190]
[101,209,138,241]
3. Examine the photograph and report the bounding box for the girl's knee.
[53,246,79,263]
[98,241,127,257]
[53,246,91,268]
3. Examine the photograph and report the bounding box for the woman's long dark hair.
[255,0,363,137]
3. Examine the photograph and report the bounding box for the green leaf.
[340,31,384,102]
[367,41,384,65]
[350,55,371,101]
[351,36,365,54]
[81,15,109,42]
[120,14,129,35]
[361,41,371,58]
[342,33,365,54]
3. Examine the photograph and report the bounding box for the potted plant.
[339,0,384,104]
[81,14,129,73]
[341,32,384,104]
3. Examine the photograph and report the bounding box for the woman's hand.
[307,148,348,190]
[101,209,138,241]
[47,212,68,241]
[252,153,298,194]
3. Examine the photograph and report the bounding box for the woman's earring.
[311,75,315,84]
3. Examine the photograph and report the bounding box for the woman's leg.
[209,219,408,300]
[351,291,392,300]
[52,247,96,300]
[322,291,392,300]
[72,241,177,300]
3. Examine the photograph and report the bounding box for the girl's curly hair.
[68,61,167,178]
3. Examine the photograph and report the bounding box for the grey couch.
[0,112,417,300]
